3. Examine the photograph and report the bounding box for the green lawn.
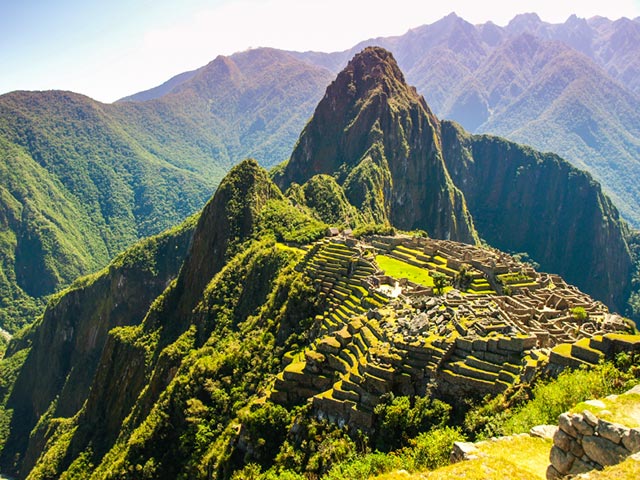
[375,255,434,287]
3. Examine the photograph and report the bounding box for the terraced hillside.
[268,234,635,430]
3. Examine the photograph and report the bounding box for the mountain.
[503,13,640,96]
[117,69,199,103]
[288,14,640,228]
[0,49,331,332]
[117,48,333,168]
[275,47,476,243]
[451,34,640,227]
[0,215,197,474]
[0,48,638,479]
[279,47,631,313]
[0,91,216,332]
[441,121,632,310]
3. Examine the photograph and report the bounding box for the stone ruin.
[268,235,637,431]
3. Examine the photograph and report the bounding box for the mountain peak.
[339,46,410,100]
[507,12,543,33]
[276,47,477,243]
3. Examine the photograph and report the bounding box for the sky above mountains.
[2,0,640,103]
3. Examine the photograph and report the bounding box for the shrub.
[324,451,404,480]
[409,426,466,470]
[239,401,291,468]
[373,395,451,451]
[571,306,588,322]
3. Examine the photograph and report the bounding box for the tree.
[571,306,588,322]
[432,272,448,295]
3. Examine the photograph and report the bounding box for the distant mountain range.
[123,13,640,228]
[0,50,331,331]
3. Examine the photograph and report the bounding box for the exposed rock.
[450,441,479,463]
[546,464,562,480]
[558,413,579,437]
[553,429,574,452]
[622,428,640,453]
[550,445,575,472]
[597,419,628,444]
[530,425,558,440]
[276,47,477,243]
[569,456,594,475]
[441,121,633,312]
[582,435,629,467]
[582,410,599,427]
[573,414,595,436]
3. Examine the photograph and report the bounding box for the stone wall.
[547,386,640,478]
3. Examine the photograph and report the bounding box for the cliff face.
[175,159,282,319]
[441,120,633,311]
[0,216,197,476]
[277,47,477,243]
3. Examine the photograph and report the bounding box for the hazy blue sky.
[2,0,639,102]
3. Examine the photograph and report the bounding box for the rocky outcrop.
[547,385,640,478]
[441,120,633,313]
[172,158,282,323]
[276,47,477,243]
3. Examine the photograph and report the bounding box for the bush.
[409,426,466,470]
[352,223,395,239]
[239,402,291,468]
[373,395,451,451]
[324,451,404,480]
[571,307,588,322]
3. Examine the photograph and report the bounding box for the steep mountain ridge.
[0,140,634,479]
[277,47,477,243]
[441,121,632,309]
[476,38,640,225]
[0,90,214,331]
[0,159,322,478]
[0,215,197,475]
[279,47,631,314]
[286,14,640,228]
[0,46,637,480]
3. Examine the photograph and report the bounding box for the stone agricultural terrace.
[269,234,636,430]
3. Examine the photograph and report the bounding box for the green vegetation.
[289,175,361,226]
[257,199,327,244]
[432,272,449,295]
[352,223,395,239]
[373,395,451,451]
[571,392,640,427]
[464,362,637,439]
[571,306,588,322]
[3,43,640,480]
[0,47,333,332]
[583,455,640,479]
[375,255,434,287]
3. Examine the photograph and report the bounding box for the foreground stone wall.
[547,385,640,478]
